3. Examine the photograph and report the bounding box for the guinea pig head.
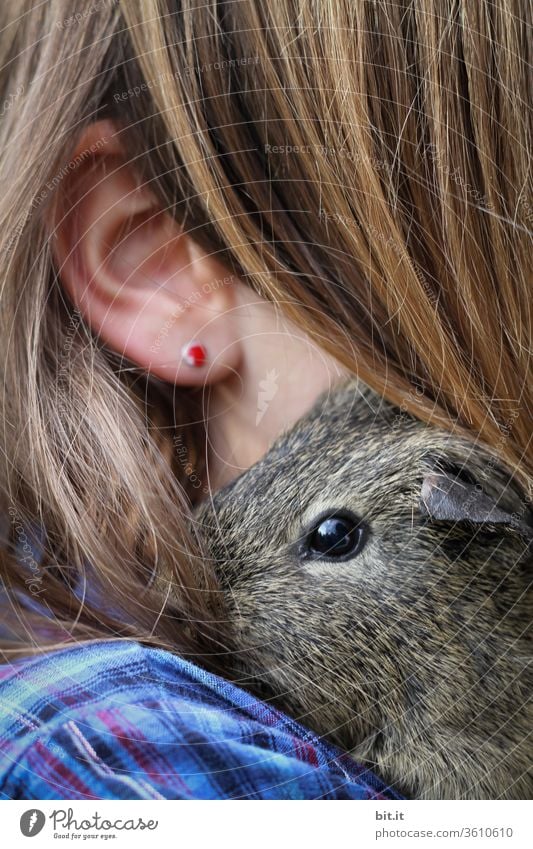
[195,382,532,799]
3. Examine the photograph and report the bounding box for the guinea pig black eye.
[301,511,367,561]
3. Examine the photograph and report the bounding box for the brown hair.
[0,0,531,658]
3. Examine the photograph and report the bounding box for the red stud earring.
[181,341,207,368]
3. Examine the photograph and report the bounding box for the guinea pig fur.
[195,381,532,800]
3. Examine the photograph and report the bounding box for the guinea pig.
[195,381,532,799]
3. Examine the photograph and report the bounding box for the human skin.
[52,120,347,490]
[198,284,347,490]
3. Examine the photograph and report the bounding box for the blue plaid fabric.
[0,640,403,800]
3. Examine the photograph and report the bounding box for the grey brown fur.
[195,382,532,799]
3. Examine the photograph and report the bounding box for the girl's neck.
[202,297,346,491]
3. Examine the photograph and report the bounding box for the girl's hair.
[0,0,531,657]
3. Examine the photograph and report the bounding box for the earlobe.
[51,120,241,385]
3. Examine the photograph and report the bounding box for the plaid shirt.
[0,640,402,800]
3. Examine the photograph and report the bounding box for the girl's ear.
[51,120,241,385]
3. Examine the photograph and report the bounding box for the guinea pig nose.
[302,510,367,561]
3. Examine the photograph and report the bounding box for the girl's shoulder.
[0,639,402,800]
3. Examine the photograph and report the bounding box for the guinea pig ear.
[419,465,533,540]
